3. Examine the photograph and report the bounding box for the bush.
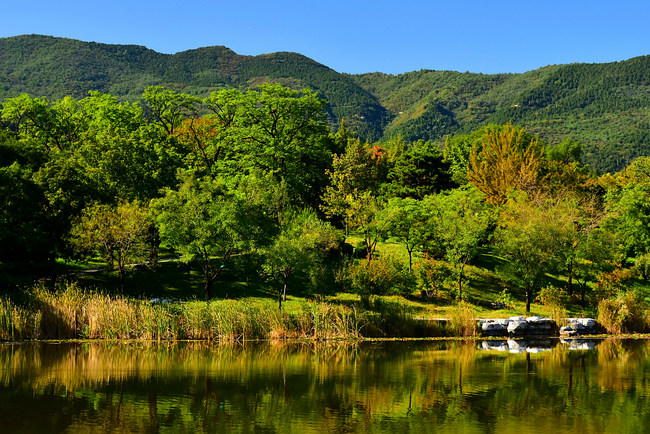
[537,285,568,326]
[597,291,649,334]
[633,253,650,280]
[414,257,453,299]
[449,302,477,337]
[342,257,414,306]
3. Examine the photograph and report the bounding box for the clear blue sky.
[2,0,649,75]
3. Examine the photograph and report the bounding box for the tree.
[382,197,429,273]
[495,193,575,312]
[468,123,544,205]
[425,187,490,300]
[70,201,150,294]
[383,140,454,199]
[204,83,333,211]
[321,138,387,234]
[153,174,266,300]
[261,209,338,309]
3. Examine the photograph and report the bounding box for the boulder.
[507,319,528,335]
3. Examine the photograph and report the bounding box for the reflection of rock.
[560,338,597,350]
[507,339,527,353]
[479,339,555,353]
[481,340,509,351]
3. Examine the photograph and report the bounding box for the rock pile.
[480,317,601,337]
[559,318,599,336]
[479,316,557,337]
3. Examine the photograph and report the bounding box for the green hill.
[1,34,649,172]
[0,35,389,139]
[350,57,650,172]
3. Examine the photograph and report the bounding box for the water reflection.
[1,339,650,433]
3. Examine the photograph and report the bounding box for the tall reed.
[0,283,448,341]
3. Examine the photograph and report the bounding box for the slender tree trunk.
[407,247,413,274]
[526,283,532,313]
[567,259,574,295]
[204,277,213,302]
[119,267,125,295]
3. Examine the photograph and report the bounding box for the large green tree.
[495,193,575,312]
[261,209,338,309]
[70,201,151,294]
[425,187,490,300]
[153,174,266,300]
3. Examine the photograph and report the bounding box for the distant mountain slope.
[350,56,650,171]
[0,35,389,139]
[1,34,649,172]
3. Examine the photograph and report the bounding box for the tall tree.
[495,193,575,312]
[425,187,490,300]
[261,209,338,309]
[153,173,266,300]
[70,201,150,294]
[468,123,544,205]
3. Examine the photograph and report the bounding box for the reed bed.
[0,282,447,341]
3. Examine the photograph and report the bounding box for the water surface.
[1,339,649,433]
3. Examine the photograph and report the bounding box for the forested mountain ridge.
[350,56,650,171]
[0,35,389,139]
[1,34,649,172]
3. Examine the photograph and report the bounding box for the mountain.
[0,35,389,139]
[350,57,650,171]
[1,34,649,172]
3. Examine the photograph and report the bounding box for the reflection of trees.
[1,340,650,432]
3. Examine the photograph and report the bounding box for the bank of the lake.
[1,283,461,341]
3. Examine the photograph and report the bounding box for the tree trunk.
[119,267,126,295]
[567,259,574,295]
[526,283,532,313]
[204,278,212,301]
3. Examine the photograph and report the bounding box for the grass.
[0,283,449,341]
[3,236,626,342]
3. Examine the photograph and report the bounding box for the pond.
[1,338,649,433]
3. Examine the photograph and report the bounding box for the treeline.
[1,84,650,326]
[3,35,650,173]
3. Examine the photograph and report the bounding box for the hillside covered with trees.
[1,34,649,173]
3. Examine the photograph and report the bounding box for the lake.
[1,338,649,433]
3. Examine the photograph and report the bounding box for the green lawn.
[53,236,613,320]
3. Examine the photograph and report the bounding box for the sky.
[2,0,649,75]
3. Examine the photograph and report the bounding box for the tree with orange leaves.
[468,123,543,205]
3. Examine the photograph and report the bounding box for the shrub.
[414,257,453,299]
[597,291,649,333]
[342,256,414,306]
[537,285,568,326]
[449,302,477,337]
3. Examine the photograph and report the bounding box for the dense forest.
[1,35,649,173]
[2,80,650,335]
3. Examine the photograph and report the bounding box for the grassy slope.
[65,237,602,321]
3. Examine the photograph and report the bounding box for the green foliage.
[3,35,650,172]
[382,139,455,199]
[260,208,339,308]
[153,173,267,300]
[341,257,414,307]
[495,193,577,312]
